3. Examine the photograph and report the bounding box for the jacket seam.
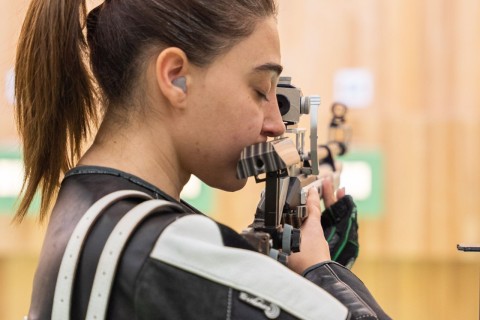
[132,215,186,317]
[324,264,377,318]
[133,254,153,318]
[65,165,200,213]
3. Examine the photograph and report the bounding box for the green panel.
[0,147,40,216]
[185,184,215,214]
[338,150,384,218]
[1,147,216,217]
[180,177,216,215]
[0,195,40,216]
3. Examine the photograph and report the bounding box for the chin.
[211,177,248,192]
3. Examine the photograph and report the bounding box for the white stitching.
[226,287,233,320]
[353,315,377,319]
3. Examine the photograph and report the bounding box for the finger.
[318,168,334,179]
[322,178,336,208]
[305,187,321,221]
[336,187,346,200]
[334,161,343,173]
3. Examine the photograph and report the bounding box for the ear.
[155,47,189,109]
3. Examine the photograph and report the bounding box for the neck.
[78,112,188,200]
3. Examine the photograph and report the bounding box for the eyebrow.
[253,63,284,77]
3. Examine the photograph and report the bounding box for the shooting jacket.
[27,166,390,320]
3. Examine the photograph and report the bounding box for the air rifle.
[237,77,356,266]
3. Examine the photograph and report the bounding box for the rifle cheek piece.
[236,138,300,180]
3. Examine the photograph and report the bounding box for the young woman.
[15,0,390,319]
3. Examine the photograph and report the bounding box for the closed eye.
[255,90,270,102]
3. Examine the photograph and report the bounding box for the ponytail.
[14,0,277,222]
[14,0,97,222]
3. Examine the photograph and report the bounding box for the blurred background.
[1,0,479,319]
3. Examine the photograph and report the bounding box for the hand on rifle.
[315,167,360,269]
[287,178,347,274]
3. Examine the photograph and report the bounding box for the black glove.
[321,195,359,268]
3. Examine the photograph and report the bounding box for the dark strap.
[52,190,181,320]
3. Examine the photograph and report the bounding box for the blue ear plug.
[172,77,187,93]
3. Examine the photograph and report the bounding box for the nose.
[261,95,286,137]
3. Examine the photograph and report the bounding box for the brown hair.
[14,0,277,222]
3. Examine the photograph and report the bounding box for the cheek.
[220,108,262,140]
[228,122,259,148]
[199,91,264,150]
[233,104,264,132]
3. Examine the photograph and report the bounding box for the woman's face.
[174,17,285,192]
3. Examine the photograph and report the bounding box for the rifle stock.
[236,77,351,264]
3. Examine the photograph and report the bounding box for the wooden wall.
[0,0,479,319]
[215,1,480,318]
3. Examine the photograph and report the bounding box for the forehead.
[211,17,281,76]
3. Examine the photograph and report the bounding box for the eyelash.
[255,90,270,102]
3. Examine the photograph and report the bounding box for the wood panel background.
[0,0,479,319]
